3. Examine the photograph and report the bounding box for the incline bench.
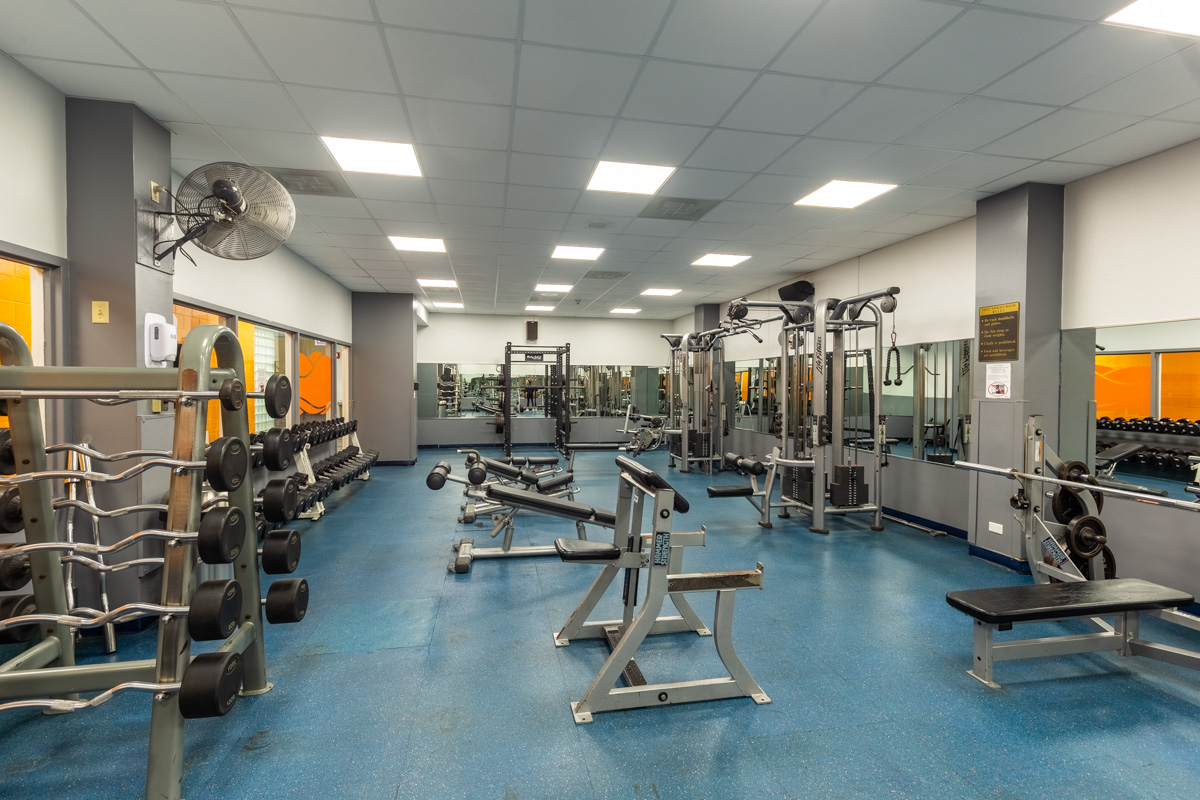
[946,578,1195,688]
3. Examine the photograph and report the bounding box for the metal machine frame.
[502,342,570,457]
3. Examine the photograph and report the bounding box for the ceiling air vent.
[582,220,613,229]
[582,270,629,281]
[638,196,720,222]
[263,167,357,198]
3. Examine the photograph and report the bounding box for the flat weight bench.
[707,485,754,498]
[946,578,1195,688]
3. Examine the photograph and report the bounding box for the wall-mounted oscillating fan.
[156,162,296,262]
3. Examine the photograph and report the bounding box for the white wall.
[174,242,353,343]
[416,313,672,365]
[0,53,66,259]
[1064,138,1200,331]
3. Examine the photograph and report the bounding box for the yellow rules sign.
[978,302,1020,362]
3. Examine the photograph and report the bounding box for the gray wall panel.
[352,293,417,462]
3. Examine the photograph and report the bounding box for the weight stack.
[927,452,955,465]
[688,432,710,458]
[785,466,814,504]
[830,464,868,508]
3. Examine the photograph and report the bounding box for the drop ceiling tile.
[809,245,871,261]
[838,145,963,184]
[17,59,202,124]
[1158,97,1200,123]
[565,215,632,235]
[505,186,581,213]
[773,0,962,82]
[623,62,757,127]
[77,0,271,79]
[1073,46,1200,118]
[441,225,502,242]
[685,130,799,173]
[504,209,569,230]
[812,86,963,143]
[572,193,652,217]
[884,9,1080,94]
[761,205,844,228]
[790,228,860,246]
[436,204,505,226]
[980,108,1140,159]
[290,244,351,261]
[375,220,443,238]
[653,0,822,70]
[683,222,753,240]
[447,239,502,256]
[601,121,710,166]
[214,127,338,170]
[292,196,371,217]
[502,228,561,245]
[164,124,244,162]
[363,199,442,223]
[508,153,594,190]
[498,254,548,268]
[414,146,508,183]
[347,249,400,262]
[873,213,965,235]
[861,185,965,213]
[983,24,1192,107]
[407,99,511,150]
[343,173,432,203]
[757,243,823,259]
[449,254,500,268]
[286,231,336,248]
[560,230,616,248]
[0,0,137,65]
[327,233,392,249]
[376,0,520,38]
[919,191,987,218]
[723,74,862,136]
[735,225,798,243]
[309,216,384,236]
[158,75,308,132]
[522,0,670,55]
[977,0,1128,21]
[976,160,1103,193]
[728,174,824,205]
[701,202,786,225]
[516,45,640,117]
[1056,119,1200,166]
[914,153,1038,189]
[658,168,755,200]
[233,9,395,91]
[233,0,376,21]
[286,85,412,141]
[428,179,506,207]
[623,219,695,238]
[386,29,514,105]
[766,138,884,177]
[512,109,611,159]
[609,235,672,251]
[898,97,1056,151]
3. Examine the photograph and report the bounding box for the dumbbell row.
[1097,416,1200,436]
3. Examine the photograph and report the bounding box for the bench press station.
[552,456,770,722]
[948,415,1200,687]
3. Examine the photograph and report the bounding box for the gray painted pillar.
[64,99,175,607]
[968,182,1089,565]
[351,293,417,464]
[694,303,720,332]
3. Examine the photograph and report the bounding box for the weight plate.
[264,578,309,624]
[0,486,24,533]
[179,651,243,719]
[1066,514,1107,560]
[218,378,246,412]
[206,437,248,493]
[261,529,301,575]
[262,427,295,472]
[0,594,38,644]
[1058,460,1089,493]
[188,579,242,642]
[197,507,244,565]
[262,478,299,523]
[264,374,293,420]
[0,429,15,475]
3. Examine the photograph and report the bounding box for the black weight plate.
[188,579,242,642]
[261,529,301,575]
[262,478,299,523]
[0,429,14,475]
[0,486,23,533]
[197,507,245,565]
[0,554,32,592]
[264,374,293,420]
[1066,514,1107,560]
[265,578,309,624]
[179,651,243,719]
[1058,460,1089,493]
[206,437,248,492]
[262,427,295,472]
[218,378,246,412]
[0,594,38,644]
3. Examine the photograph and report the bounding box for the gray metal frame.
[0,322,270,800]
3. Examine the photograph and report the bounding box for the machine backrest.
[614,456,690,513]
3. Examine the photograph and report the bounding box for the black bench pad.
[1095,442,1145,470]
[555,538,620,561]
[568,443,627,451]
[486,484,613,526]
[536,472,574,493]
[593,508,616,526]
[946,578,1193,626]
[504,455,560,466]
[707,485,754,498]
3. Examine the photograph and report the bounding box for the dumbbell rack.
[0,322,275,800]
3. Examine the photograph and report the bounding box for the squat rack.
[502,342,570,457]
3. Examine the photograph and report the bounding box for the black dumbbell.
[261,529,301,575]
[188,579,243,642]
[0,552,32,591]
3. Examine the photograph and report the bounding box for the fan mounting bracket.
[137,200,177,274]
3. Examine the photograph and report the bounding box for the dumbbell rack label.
[1042,534,1069,566]
[652,530,671,566]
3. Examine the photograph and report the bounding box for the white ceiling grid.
[1,0,1199,317]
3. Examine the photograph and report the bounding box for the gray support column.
[968,183,1088,564]
[694,303,720,332]
[351,293,417,464]
[65,99,175,608]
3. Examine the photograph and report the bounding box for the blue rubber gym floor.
[3,449,1200,799]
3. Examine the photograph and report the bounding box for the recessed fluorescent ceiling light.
[321,136,422,176]
[587,160,676,195]
[1106,1,1200,36]
[795,180,897,209]
[390,236,446,252]
[551,245,604,260]
[432,302,464,309]
[417,278,457,288]
[641,288,682,296]
[526,305,555,312]
[535,284,573,293]
[692,253,750,267]
[610,308,641,314]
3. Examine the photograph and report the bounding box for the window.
[238,321,290,433]
[174,303,229,443]
[1095,353,1153,419]
[0,258,46,427]
[299,336,333,421]
[1160,351,1200,419]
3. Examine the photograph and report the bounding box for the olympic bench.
[946,578,1195,688]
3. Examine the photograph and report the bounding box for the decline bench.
[946,578,1196,688]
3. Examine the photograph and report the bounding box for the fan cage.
[174,163,296,260]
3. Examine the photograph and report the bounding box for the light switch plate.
[92,301,109,324]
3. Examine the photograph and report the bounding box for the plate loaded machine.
[0,323,307,799]
[729,287,900,534]
[660,316,773,474]
[947,416,1200,688]
[501,342,571,458]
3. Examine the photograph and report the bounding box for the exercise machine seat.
[707,485,754,498]
[946,578,1192,626]
[487,484,596,521]
[554,538,620,561]
[536,473,574,493]
[504,455,560,466]
[1094,442,1145,471]
[615,456,690,513]
[478,457,523,481]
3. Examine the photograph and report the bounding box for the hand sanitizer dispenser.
[145,312,178,368]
